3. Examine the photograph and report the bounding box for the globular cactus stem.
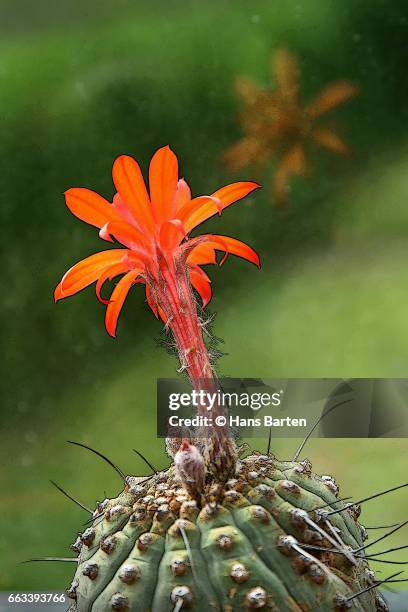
[56,451,398,611]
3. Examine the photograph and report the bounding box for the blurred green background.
[2,0,408,597]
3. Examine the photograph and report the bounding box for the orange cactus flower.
[223,48,359,207]
[55,146,260,481]
[55,146,260,343]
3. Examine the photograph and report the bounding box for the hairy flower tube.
[55,146,260,486]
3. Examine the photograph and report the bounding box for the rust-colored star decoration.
[223,48,359,207]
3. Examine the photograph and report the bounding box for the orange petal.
[157,305,168,323]
[311,127,349,155]
[209,234,260,267]
[54,249,127,302]
[122,250,146,270]
[112,193,142,229]
[112,155,155,232]
[187,243,217,266]
[186,234,260,268]
[274,48,300,103]
[54,284,65,302]
[145,285,167,322]
[205,234,230,266]
[99,220,152,254]
[95,262,130,304]
[174,179,192,211]
[64,188,122,229]
[99,224,115,242]
[159,219,186,251]
[177,195,222,232]
[306,81,359,119]
[189,266,212,307]
[149,145,179,223]
[182,182,260,233]
[213,183,261,208]
[105,269,142,337]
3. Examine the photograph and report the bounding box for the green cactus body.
[66,453,387,612]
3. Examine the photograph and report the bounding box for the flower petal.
[99,224,114,242]
[145,285,167,322]
[100,220,152,255]
[210,234,261,268]
[54,249,128,302]
[181,234,227,264]
[149,145,179,223]
[174,178,192,210]
[105,269,142,337]
[159,219,186,251]
[187,243,217,266]
[177,195,221,232]
[122,250,146,271]
[201,234,260,267]
[112,155,155,232]
[95,262,130,304]
[112,193,141,229]
[157,306,168,323]
[182,182,261,232]
[306,81,359,119]
[189,266,212,307]
[64,188,122,229]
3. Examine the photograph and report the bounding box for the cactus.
[62,453,393,611]
[48,147,400,610]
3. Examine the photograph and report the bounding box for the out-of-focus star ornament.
[223,48,359,207]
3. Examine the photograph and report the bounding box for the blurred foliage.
[1,0,408,593]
